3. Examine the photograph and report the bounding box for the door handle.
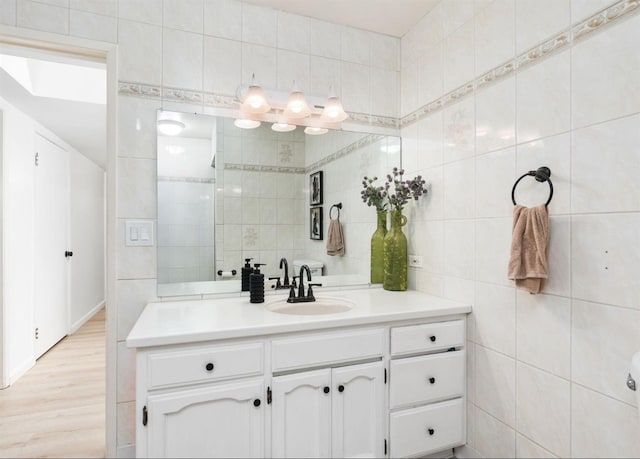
[65,251,73,258]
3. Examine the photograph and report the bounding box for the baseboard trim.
[455,444,482,458]
[70,300,105,334]
[116,445,135,458]
[8,356,35,386]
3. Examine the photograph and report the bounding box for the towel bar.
[511,166,553,207]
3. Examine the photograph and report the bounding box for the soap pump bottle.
[249,263,266,304]
[241,258,253,292]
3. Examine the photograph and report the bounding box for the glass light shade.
[241,75,270,114]
[304,126,328,136]
[320,96,348,122]
[234,118,261,129]
[157,119,185,136]
[284,82,311,118]
[271,122,296,132]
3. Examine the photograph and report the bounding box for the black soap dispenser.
[241,258,253,292]
[249,263,266,304]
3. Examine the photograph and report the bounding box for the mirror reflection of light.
[232,186,242,195]
[380,144,401,154]
[165,145,185,155]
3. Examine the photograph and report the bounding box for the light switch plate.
[408,254,423,268]
[126,221,154,246]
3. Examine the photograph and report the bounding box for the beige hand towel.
[508,204,549,294]
[326,218,345,256]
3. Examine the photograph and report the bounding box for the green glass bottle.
[383,209,408,291]
[370,210,387,284]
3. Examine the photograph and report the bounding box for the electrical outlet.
[408,255,423,268]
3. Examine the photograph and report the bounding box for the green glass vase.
[370,210,387,284]
[383,209,408,291]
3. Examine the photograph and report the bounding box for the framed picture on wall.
[310,171,323,206]
[310,207,323,240]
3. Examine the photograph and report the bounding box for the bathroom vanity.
[127,288,471,458]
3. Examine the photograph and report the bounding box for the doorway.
[0,32,116,457]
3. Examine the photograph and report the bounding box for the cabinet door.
[331,361,385,458]
[146,378,265,458]
[272,368,332,458]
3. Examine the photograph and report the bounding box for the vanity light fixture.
[241,73,270,114]
[304,126,328,136]
[271,122,296,132]
[234,118,261,129]
[320,87,348,122]
[157,119,185,136]
[284,80,311,119]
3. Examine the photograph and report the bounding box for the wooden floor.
[0,309,105,458]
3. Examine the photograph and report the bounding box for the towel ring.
[511,167,553,207]
[330,203,342,219]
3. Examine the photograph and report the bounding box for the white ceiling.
[0,49,106,169]
[242,0,439,37]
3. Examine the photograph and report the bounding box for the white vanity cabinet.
[146,378,265,458]
[388,319,466,458]
[135,341,266,458]
[271,361,385,458]
[129,292,470,459]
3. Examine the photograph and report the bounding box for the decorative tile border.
[305,134,386,173]
[158,175,215,184]
[118,82,398,128]
[399,0,638,128]
[224,163,305,174]
[118,0,637,132]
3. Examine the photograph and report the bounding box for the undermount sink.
[266,296,354,315]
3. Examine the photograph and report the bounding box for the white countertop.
[126,287,472,348]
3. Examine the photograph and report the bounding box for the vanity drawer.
[391,320,464,356]
[390,397,464,458]
[271,328,385,372]
[390,350,465,409]
[146,342,263,389]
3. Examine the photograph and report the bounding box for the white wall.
[1,97,36,385]
[0,96,106,385]
[69,150,105,331]
[400,1,640,457]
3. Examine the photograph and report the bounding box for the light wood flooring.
[0,308,105,458]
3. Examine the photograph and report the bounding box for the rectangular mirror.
[157,110,401,297]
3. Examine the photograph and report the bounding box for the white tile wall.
[475,408,516,458]
[571,383,640,457]
[571,14,640,129]
[401,1,640,457]
[516,363,570,457]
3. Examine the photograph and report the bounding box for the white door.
[272,368,332,458]
[34,134,69,358]
[332,361,386,458]
[147,378,265,458]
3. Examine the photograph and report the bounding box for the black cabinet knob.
[205,363,214,371]
[428,428,435,436]
[429,335,436,342]
[323,386,330,394]
[429,377,436,384]
[253,399,261,407]
[338,385,344,393]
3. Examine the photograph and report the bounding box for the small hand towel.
[507,204,550,294]
[326,218,345,256]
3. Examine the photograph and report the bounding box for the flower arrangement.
[384,167,427,211]
[360,176,388,212]
[361,168,427,212]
